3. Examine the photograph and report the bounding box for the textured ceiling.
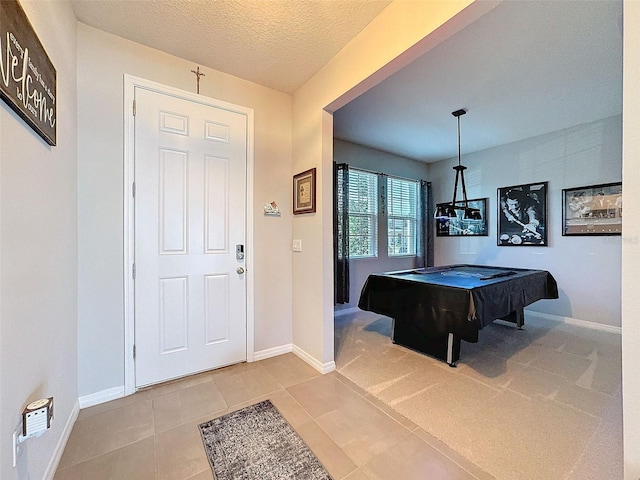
[71,0,391,94]
[71,0,622,163]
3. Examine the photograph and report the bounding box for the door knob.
[237,267,245,274]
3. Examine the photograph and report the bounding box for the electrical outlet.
[12,426,23,467]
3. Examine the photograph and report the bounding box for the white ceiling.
[334,0,623,162]
[71,0,623,164]
[71,0,391,94]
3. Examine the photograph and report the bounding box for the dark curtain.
[334,163,350,304]
[416,180,434,268]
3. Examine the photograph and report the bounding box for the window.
[337,167,421,260]
[348,169,378,258]
[387,177,418,256]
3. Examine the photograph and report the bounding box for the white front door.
[134,87,247,387]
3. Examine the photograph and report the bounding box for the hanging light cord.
[457,113,462,168]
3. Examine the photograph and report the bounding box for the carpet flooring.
[334,310,623,480]
[200,399,333,480]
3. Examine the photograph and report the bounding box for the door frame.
[123,74,255,396]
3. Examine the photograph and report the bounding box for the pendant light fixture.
[434,108,482,220]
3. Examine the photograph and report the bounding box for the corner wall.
[430,115,622,328]
[622,1,640,477]
[77,24,293,397]
[292,0,490,368]
[0,1,78,478]
[333,139,430,311]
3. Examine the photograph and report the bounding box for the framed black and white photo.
[562,182,621,235]
[498,182,548,246]
[436,198,488,237]
[293,168,316,214]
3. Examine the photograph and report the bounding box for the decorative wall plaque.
[0,0,57,145]
[293,168,316,214]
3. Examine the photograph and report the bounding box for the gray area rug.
[199,400,333,480]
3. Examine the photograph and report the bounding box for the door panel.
[159,276,188,353]
[134,87,247,387]
[205,155,229,252]
[159,148,188,254]
[204,274,229,344]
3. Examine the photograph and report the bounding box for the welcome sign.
[0,0,56,145]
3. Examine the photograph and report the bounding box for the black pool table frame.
[358,264,558,366]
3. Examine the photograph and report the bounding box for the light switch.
[292,239,302,252]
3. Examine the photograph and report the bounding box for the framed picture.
[498,182,548,246]
[562,182,621,235]
[436,198,488,236]
[293,168,316,214]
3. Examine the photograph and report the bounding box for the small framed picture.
[498,182,548,246]
[562,182,621,235]
[436,198,488,236]
[293,168,316,214]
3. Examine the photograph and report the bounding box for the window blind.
[387,177,418,256]
[348,169,378,258]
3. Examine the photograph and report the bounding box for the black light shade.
[434,204,462,219]
[434,205,449,218]
[464,208,482,220]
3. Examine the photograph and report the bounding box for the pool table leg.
[447,333,461,367]
[391,321,461,366]
[499,307,526,329]
[516,307,525,329]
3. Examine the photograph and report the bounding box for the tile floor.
[54,353,492,480]
[334,311,623,480]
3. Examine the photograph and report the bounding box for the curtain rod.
[348,165,426,184]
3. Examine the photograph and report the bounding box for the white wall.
[430,115,622,328]
[622,2,640,477]
[77,24,293,397]
[334,139,430,185]
[0,1,78,479]
[333,139,429,310]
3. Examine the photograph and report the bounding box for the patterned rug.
[199,400,333,480]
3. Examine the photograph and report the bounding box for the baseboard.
[524,309,622,335]
[292,345,336,374]
[333,307,360,317]
[43,399,79,480]
[253,344,293,361]
[78,385,125,409]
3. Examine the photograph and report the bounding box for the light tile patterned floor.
[55,353,490,480]
[334,311,623,480]
[56,311,622,479]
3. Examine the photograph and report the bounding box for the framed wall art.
[562,182,621,235]
[498,182,548,246]
[436,198,488,236]
[293,168,316,214]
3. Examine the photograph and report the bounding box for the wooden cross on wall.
[191,66,205,94]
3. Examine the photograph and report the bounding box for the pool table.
[357,264,558,366]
